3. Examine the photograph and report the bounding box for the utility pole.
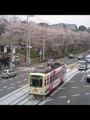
[26,15,33,66]
[26,16,29,66]
[10,35,13,70]
[43,30,46,61]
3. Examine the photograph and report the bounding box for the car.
[1,69,17,78]
[46,59,56,66]
[68,54,75,58]
[87,63,90,69]
[78,60,87,70]
[85,55,90,63]
[86,69,90,82]
[78,55,85,60]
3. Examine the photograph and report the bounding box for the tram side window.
[50,76,54,83]
[54,73,58,80]
[47,78,49,85]
[50,73,59,83]
[44,79,47,86]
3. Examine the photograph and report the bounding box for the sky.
[4,15,90,28]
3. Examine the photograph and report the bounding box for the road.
[0,70,29,98]
[0,51,88,98]
[43,71,90,105]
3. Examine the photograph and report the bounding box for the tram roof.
[31,64,63,74]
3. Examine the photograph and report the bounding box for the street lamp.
[26,15,33,66]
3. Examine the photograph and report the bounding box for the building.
[50,23,77,31]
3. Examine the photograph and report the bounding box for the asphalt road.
[0,51,89,98]
[0,70,29,98]
[45,70,90,105]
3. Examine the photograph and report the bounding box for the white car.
[78,60,87,70]
[1,69,17,78]
[86,55,90,63]
[86,69,90,82]
[68,54,75,58]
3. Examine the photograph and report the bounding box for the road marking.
[10,83,15,86]
[67,100,70,103]
[50,69,78,97]
[72,94,80,97]
[83,86,90,88]
[71,86,78,88]
[85,93,90,95]
[17,81,21,83]
[81,74,86,82]
[59,96,66,98]
[23,79,27,81]
[2,80,7,83]
[3,86,8,88]
[8,87,14,89]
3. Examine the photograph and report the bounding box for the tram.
[28,62,66,96]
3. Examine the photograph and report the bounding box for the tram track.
[0,64,78,105]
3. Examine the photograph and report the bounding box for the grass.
[16,48,89,60]
[16,48,40,58]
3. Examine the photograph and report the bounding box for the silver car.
[1,69,17,78]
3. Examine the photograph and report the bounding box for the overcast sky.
[5,15,90,28]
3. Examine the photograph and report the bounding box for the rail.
[0,67,78,105]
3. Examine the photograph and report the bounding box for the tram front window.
[30,78,42,88]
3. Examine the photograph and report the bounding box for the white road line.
[3,86,8,89]
[81,74,86,82]
[17,81,21,83]
[50,69,78,97]
[72,94,80,97]
[71,86,78,88]
[59,96,66,98]
[8,87,14,89]
[10,83,15,86]
[23,79,27,81]
[67,100,70,103]
[85,93,90,95]
[83,86,90,88]
[2,80,7,83]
